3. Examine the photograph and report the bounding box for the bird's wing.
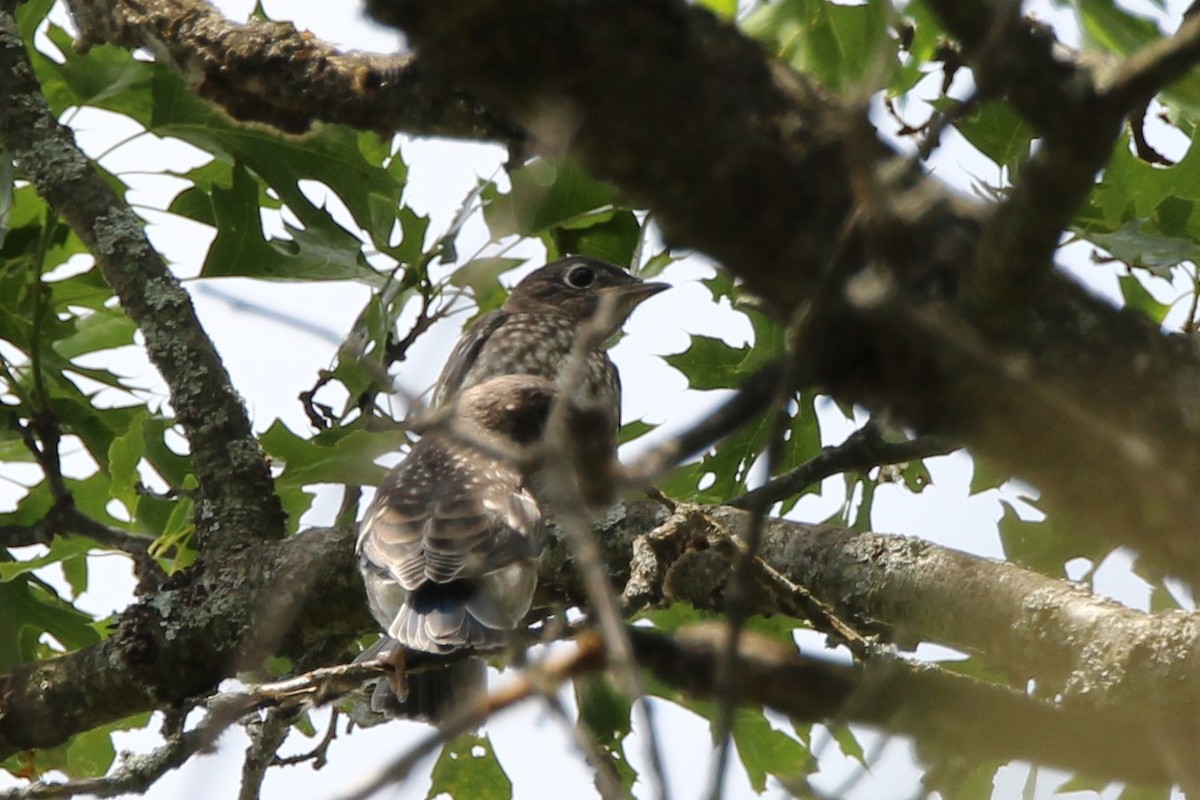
[430,308,508,407]
[357,441,541,591]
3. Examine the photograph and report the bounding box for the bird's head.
[503,256,669,338]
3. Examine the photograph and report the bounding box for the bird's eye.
[564,265,596,289]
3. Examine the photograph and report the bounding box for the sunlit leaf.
[426,733,512,800]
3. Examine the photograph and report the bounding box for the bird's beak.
[616,280,670,308]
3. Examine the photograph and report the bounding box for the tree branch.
[627,624,1179,787]
[0,524,370,760]
[920,0,1093,138]
[61,0,520,142]
[1101,10,1200,114]
[728,426,956,511]
[0,2,284,553]
[361,0,1200,584]
[0,662,384,800]
[3,503,1200,786]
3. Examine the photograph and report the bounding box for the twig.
[62,0,517,141]
[532,673,629,800]
[703,512,874,660]
[706,160,869,800]
[703,352,792,800]
[728,427,956,510]
[272,709,339,770]
[540,292,671,800]
[336,632,607,800]
[916,92,980,161]
[618,361,783,490]
[1128,98,1175,166]
[0,661,374,800]
[4,415,166,588]
[1101,9,1200,114]
[238,708,294,800]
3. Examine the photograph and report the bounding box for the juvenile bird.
[356,375,559,722]
[433,256,669,446]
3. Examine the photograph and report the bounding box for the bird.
[432,255,670,448]
[356,374,561,722]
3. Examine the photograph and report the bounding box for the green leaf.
[35,26,156,120]
[108,411,147,516]
[634,602,715,633]
[15,0,56,40]
[149,481,197,570]
[1076,0,1200,120]
[483,159,617,239]
[64,726,117,778]
[997,499,1111,577]
[1086,219,1200,277]
[729,707,813,792]
[0,572,100,669]
[1117,784,1172,800]
[449,257,525,317]
[949,100,1035,171]
[149,70,406,238]
[574,675,637,793]
[697,0,736,18]
[549,209,641,267]
[1057,773,1115,794]
[0,537,94,583]
[898,457,933,493]
[260,420,394,487]
[52,307,138,360]
[968,457,1008,495]
[619,418,657,445]
[1118,274,1172,325]
[664,321,780,391]
[426,733,512,800]
[202,162,380,284]
[744,0,894,92]
[2,712,149,781]
[828,724,865,766]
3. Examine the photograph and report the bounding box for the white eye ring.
[564,264,596,289]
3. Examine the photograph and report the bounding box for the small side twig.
[336,632,607,800]
[728,426,957,510]
[618,361,783,490]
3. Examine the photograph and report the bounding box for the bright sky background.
[2,0,1197,798]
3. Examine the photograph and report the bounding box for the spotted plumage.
[432,256,669,444]
[356,375,559,721]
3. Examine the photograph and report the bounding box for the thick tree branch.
[3,504,1199,786]
[921,0,1094,138]
[924,3,1200,318]
[917,1,1111,317]
[62,0,519,142]
[0,524,370,760]
[0,2,284,552]
[0,662,383,800]
[361,0,1200,584]
[627,624,1177,787]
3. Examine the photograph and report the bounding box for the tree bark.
[4,503,1197,788]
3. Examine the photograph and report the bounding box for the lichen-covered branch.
[5,503,1198,783]
[62,0,519,142]
[0,524,369,760]
[0,2,284,552]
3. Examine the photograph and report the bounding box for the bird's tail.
[369,656,487,725]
